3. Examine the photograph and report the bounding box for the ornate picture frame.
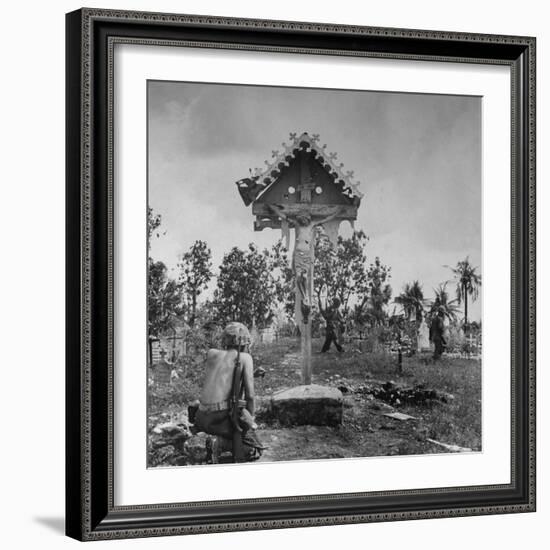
[66,8,536,541]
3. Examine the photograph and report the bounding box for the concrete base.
[271,384,343,427]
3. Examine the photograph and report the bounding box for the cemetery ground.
[148,337,481,467]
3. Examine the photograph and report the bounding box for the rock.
[271,385,343,427]
[152,445,176,465]
[436,391,455,403]
[184,432,209,464]
[256,395,272,412]
[254,396,274,423]
[175,411,192,429]
[150,421,191,452]
[152,422,179,435]
[173,455,190,466]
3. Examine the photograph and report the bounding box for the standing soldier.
[320,298,345,353]
[429,308,447,360]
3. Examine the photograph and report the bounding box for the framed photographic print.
[65,8,536,541]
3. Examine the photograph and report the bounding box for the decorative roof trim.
[252,132,364,200]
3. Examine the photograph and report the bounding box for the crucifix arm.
[312,206,346,227]
[267,204,288,220]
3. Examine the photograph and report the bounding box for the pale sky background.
[148,80,482,321]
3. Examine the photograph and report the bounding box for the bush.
[149,325,213,415]
[355,325,394,353]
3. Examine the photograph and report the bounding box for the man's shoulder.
[239,352,253,368]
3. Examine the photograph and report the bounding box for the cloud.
[148,81,482,320]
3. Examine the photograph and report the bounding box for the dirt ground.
[252,337,481,461]
[148,336,482,466]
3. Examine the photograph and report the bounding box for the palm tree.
[394,280,425,324]
[447,257,481,325]
[429,283,460,323]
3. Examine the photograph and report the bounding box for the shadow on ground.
[34,517,65,535]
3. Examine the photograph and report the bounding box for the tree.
[314,230,369,316]
[148,260,185,337]
[358,257,393,327]
[147,207,183,337]
[428,282,460,323]
[147,207,162,248]
[447,257,481,325]
[395,280,425,324]
[178,240,213,327]
[268,239,294,319]
[314,230,392,327]
[213,243,282,329]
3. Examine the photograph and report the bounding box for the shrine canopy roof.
[236,132,364,207]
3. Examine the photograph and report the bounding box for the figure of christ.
[268,204,344,324]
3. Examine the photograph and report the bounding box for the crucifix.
[235,132,363,386]
[267,202,343,384]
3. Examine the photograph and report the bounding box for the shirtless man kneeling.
[194,322,264,463]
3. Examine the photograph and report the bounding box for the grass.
[399,356,482,450]
[148,335,482,460]
[253,337,482,453]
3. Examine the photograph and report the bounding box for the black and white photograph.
[147,80,483,467]
[0,0,542,546]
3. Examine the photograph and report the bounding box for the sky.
[148,80,482,321]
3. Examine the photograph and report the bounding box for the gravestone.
[151,349,172,385]
[260,327,276,344]
[271,384,344,427]
[417,319,431,351]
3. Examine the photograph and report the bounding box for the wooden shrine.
[236,132,363,384]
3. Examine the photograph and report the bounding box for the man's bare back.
[200,349,255,415]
